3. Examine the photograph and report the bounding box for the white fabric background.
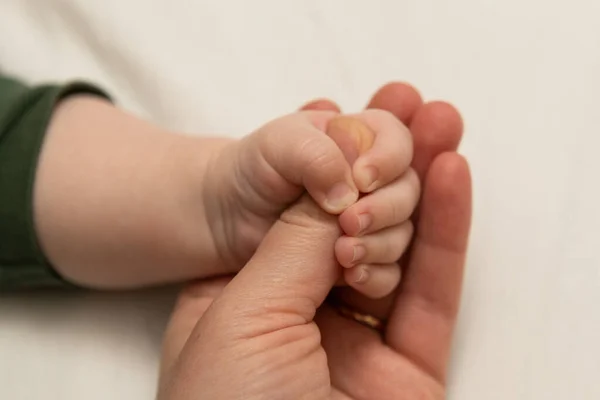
[1,1,599,399]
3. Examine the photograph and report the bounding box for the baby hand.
[205,110,418,299]
[327,114,419,299]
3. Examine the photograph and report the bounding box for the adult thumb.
[202,194,342,339]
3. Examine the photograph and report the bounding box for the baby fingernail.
[355,165,379,192]
[355,265,370,283]
[352,245,366,263]
[325,183,358,213]
[357,213,372,235]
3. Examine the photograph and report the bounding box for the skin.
[35,95,418,299]
[325,116,417,298]
[157,82,472,399]
[204,108,418,300]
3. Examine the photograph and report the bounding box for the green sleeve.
[0,74,110,290]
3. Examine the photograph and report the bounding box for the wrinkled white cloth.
[1,1,599,399]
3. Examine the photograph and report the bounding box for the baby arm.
[32,93,418,295]
[34,94,229,288]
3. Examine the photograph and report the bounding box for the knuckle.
[390,225,411,254]
[254,118,287,156]
[363,108,410,136]
[362,109,413,170]
[388,195,403,223]
[299,137,340,174]
[397,129,414,169]
[363,107,397,123]
[396,222,415,253]
[299,110,339,130]
[406,167,421,193]
[388,191,411,224]
[257,114,344,182]
[257,113,309,146]
[383,235,398,259]
[399,168,421,206]
[258,115,289,138]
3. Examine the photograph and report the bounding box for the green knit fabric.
[0,75,110,290]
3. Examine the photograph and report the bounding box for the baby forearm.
[34,95,231,288]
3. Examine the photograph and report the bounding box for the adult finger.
[159,195,342,399]
[409,101,464,182]
[366,82,423,125]
[200,194,342,340]
[385,152,472,383]
[368,84,464,212]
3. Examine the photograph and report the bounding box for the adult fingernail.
[357,213,372,235]
[352,245,366,263]
[355,165,379,192]
[325,183,358,213]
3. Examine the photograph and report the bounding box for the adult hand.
[158,83,472,399]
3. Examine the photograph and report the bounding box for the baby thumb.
[203,194,342,338]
